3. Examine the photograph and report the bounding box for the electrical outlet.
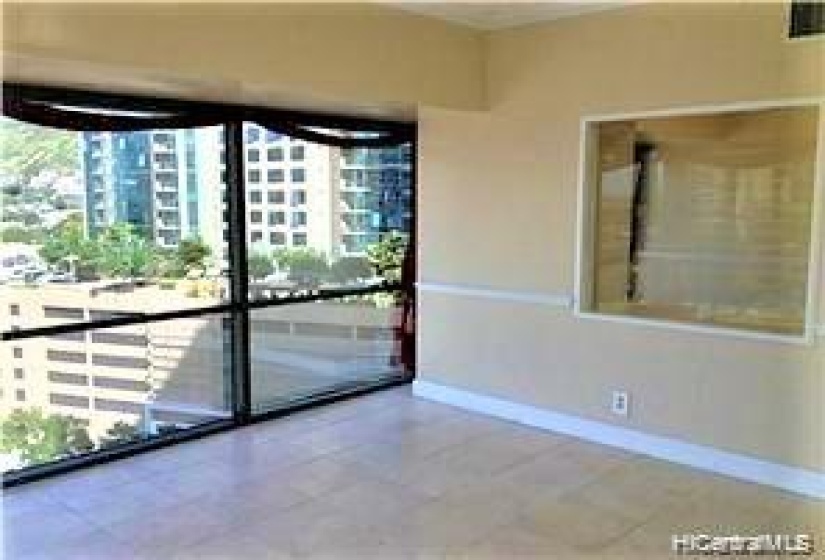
[611,391,630,416]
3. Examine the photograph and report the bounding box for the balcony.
[156,220,181,230]
[154,180,178,192]
[152,141,176,152]
[155,196,179,209]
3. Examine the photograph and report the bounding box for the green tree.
[274,248,330,286]
[177,237,211,275]
[95,223,157,279]
[39,213,99,277]
[329,256,373,284]
[0,118,79,191]
[0,226,45,244]
[99,421,142,448]
[248,250,275,280]
[0,409,94,466]
[154,247,185,279]
[366,231,408,283]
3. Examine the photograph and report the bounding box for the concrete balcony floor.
[2,386,822,559]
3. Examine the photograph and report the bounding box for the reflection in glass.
[251,296,405,412]
[586,106,819,335]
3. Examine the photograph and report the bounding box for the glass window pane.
[0,313,231,473]
[267,147,283,162]
[583,106,819,335]
[1,120,229,334]
[243,123,413,297]
[250,296,405,412]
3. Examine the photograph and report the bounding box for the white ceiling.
[389,2,626,30]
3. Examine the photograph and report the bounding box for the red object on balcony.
[393,242,415,374]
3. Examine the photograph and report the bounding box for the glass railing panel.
[250,294,406,413]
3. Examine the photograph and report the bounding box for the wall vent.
[789,1,825,39]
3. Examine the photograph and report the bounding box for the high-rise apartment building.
[231,124,336,259]
[81,126,413,264]
[82,129,221,249]
[83,131,153,240]
[338,145,413,255]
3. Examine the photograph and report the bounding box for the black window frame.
[1,82,417,487]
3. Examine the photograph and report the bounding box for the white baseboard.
[413,379,825,500]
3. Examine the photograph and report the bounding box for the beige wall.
[2,2,485,115]
[418,2,825,471]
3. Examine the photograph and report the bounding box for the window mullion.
[226,121,252,421]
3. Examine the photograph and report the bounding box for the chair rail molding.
[416,282,573,308]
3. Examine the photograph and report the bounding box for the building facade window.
[290,145,305,161]
[270,231,286,245]
[292,232,308,246]
[90,354,149,369]
[14,368,24,380]
[290,168,306,183]
[93,376,149,392]
[13,347,22,359]
[267,169,284,183]
[291,211,307,227]
[47,350,87,364]
[49,394,90,408]
[94,398,143,415]
[267,147,284,162]
[268,211,285,226]
[248,149,260,163]
[250,211,263,224]
[249,190,263,204]
[15,389,26,402]
[291,190,307,207]
[248,169,261,183]
[245,126,261,144]
[48,332,86,342]
[48,371,89,386]
[43,306,85,320]
[89,332,148,346]
[267,190,285,204]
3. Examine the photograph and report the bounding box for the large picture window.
[578,104,821,337]
[0,84,415,483]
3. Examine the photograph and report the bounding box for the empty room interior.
[1,1,824,558]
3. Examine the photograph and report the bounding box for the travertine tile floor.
[2,386,823,559]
